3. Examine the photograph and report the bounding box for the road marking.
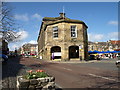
[63,68,72,71]
[88,73,117,81]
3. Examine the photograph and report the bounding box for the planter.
[17,76,55,90]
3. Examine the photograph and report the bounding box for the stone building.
[88,40,120,52]
[88,41,108,51]
[37,13,88,61]
[19,43,38,55]
[30,44,38,55]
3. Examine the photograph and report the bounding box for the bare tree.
[0,1,21,42]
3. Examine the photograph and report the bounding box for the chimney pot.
[59,13,65,18]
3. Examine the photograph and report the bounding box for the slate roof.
[43,16,88,28]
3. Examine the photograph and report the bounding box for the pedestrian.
[96,55,100,60]
[52,53,54,60]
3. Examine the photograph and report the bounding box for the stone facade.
[88,40,120,52]
[19,43,38,55]
[37,13,88,61]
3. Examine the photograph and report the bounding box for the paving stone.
[50,77,55,82]
[28,85,35,90]
[30,79,39,85]
[37,78,46,83]
[18,77,30,88]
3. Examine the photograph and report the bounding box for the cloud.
[28,40,37,44]
[14,13,43,22]
[32,13,43,20]
[88,33,104,42]
[9,40,37,51]
[88,32,119,42]
[15,29,28,41]
[9,43,19,51]
[8,42,27,51]
[108,21,118,26]
[107,32,119,40]
[14,14,29,21]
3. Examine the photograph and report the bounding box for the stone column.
[79,49,82,61]
[81,50,85,60]
[46,47,51,60]
[61,46,69,61]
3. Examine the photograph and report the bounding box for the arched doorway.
[69,46,79,59]
[51,46,61,60]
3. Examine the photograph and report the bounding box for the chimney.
[59,13,65,18]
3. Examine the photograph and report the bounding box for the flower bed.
[17,69,55,90]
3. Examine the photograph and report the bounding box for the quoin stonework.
[37,13,88,61]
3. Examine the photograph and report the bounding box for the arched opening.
[51,46,61,60]
[69,46,79,59]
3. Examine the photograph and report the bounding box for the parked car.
[24,54,29,58]
[116,60,120,67]
[0,54,8,64]
[89,55,95,60]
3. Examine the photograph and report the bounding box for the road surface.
[19,57,120,88]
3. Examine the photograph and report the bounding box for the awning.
[88,50,120,54]
[88,50,101,54]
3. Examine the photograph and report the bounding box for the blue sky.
[8,2,118,51]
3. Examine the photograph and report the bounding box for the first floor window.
[53,26,58,38]
[71,25,77,38]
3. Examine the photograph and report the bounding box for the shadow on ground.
[2,56,26,88]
